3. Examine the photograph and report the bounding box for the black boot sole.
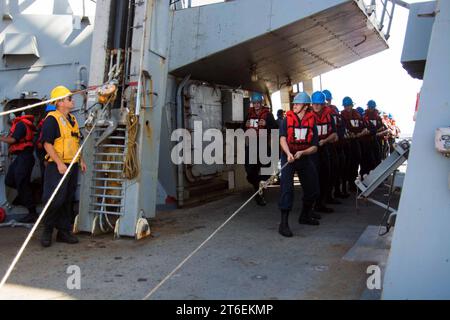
[278,228,293,238]
[40,239,52,247]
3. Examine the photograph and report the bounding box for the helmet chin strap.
[296,104,308,115]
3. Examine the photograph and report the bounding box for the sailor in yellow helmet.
[40,85,87,247]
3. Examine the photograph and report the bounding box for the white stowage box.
[222,90,244,123]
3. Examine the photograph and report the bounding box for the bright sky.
[190,0,424,136]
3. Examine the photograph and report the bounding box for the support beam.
[302,79,314,95]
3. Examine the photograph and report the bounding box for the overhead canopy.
[3,33,40,58]
[169,0,388,93]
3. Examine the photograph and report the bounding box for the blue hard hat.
[322,90,332,101]
[343,96,354,107]
[293,92,311,104]
[45,104,56,112]
[311,91,326,104]
[388,113,393,119]
[367,100,377,109]
[251,92,264,103]
[356,107,365,116]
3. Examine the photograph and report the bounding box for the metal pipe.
[385,1,397,40]
[176,75,191,207]
[380,0,389,30]
[135,0,150,116]
[113,0,129,49]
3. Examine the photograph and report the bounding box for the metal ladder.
[89,124,127,231]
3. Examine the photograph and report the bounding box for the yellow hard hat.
[50,86,71,100]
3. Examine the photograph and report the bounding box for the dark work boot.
[56,230,79,244]
[279,210,293,238]
[40,226,53,248]
[299,204,320,226]
[20,207,38,224]
[326,195,342,205]
[340,183,350,198]
[335,190,350,199]
[314,202,334,214]
[311,212,322,220]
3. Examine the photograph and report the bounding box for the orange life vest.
[364,110,383,131]
[286,110,316,153]
[341,109,363,134]
[8,115,36,154]
[313,106,334,140]
[246,107,270,132]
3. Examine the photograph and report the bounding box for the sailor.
[310,91,338,213]
[278,92,320,237]
[40,86,87,247]
[323,89,348,200]
[276,109,285,129]
[244,92,278,206]
[341,97,366,192]
[36,104,57,180]
[0,112,38,223]
[388,114,400,153]
[360,100,384,177]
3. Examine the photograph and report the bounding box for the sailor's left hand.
[80,159,87,173]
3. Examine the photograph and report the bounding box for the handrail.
[363,0,402,40]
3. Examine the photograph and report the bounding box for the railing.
[363,0,404,40]
[170,0,224,10]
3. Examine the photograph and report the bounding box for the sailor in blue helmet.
[310,91,338,214]
[340,97,366,192]
[356,107,365,117]
[360,100,384,176]
[323,90,348,201]
[278,92,320,237]
[243,92,278,206]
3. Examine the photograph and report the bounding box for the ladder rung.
[94,169,123,173]
[93,153,124,156]
[94,161,124,165]
[91,194,123,199]
[89,210,123,216]
[108,136,126,140]
[91,186,123,191]
[92,177,124,182]
[91,202,123,208]
[97,144,125,148]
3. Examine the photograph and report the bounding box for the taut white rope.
[0,121,98,289]
[142,161,290,300]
